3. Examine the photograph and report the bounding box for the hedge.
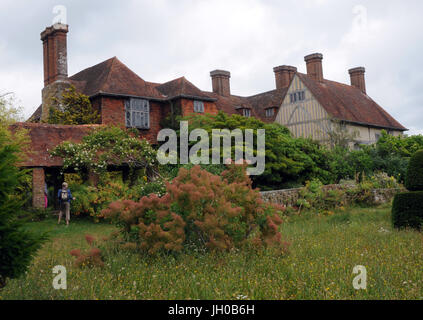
[405,150,423,191]
[392,191,423,230]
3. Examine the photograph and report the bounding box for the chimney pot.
[41,23,69,86]
[348,67,366,94]
[304,53,324,82]
[210,70,231,97]
[273,65,297,89]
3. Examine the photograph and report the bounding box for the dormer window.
[243,108,251,117]
[125,98,150,129]
[194,100,204,113]
[265,108,275,118]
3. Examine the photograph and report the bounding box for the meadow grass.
[1,204,422,300]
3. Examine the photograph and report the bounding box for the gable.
[275,74,330,140]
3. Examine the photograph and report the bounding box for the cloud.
[0,0,421,135]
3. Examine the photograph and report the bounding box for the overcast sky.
[0,0,422,135]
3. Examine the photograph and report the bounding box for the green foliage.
[392,191,423,230]
[297,179,347,214]
[405,150,423,191]
[181,112,334,189]
[0,127,46,288]
[47,85,100,125]
[50,126,158,179]
[69,177,166,221]
[102,164,286,254]
[327,119,359,149]
[297,173,401,214]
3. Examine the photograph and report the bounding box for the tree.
[0,95,46,288]
[326,119,359,149]
[47,85,100,125]
[179,112,335,189]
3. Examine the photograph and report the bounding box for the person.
[44,182,48,209]
[57,182,76,226]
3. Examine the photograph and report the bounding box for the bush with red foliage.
[69,234,104,267]
[102,164,285,254]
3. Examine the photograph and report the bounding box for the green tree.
[0,95,46,288]
[178,112,335,189]
[47,85,100,125]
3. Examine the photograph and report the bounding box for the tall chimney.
[304,53,324,82]
[41,23,69,86]
[273,65,297,89]
[40,23,70,123]
[210,70,231,97]
[348,67,366,94]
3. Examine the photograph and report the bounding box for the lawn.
[1,204,422,300]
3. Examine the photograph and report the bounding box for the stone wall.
[260,184,402,207]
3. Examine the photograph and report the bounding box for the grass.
[1,204,422,300]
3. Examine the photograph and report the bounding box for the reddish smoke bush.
[102,163,286,254]
[69,235,104,268]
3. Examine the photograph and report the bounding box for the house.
[21,23,406,208]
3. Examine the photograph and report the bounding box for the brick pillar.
[88,170,100,186]
[32,168,45,208]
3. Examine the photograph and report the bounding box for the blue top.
[58,188,73,203]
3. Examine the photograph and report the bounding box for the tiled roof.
[69,57,165,99]
[245,88,289,123]
[297,73,407,131]
[28,104,42,122]
[30,56,405,131]
[156,77,214,101]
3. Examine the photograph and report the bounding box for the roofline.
[337,119,408,131]
[89,92,216,102]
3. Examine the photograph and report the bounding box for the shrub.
[392,192,423,230]
[69,234,104,268]
[70,178,166,221]
[102,164,286,254]
[0,126,46,288]
[405,150,423,191]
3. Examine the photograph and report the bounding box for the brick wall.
[32,168,45,208]
[180,99,218,117]
[100,97,126,126]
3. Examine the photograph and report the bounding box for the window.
[243,109,251,117]
[194,100,204,113]
[290,91,305,103]
[265,108,275,118]
[375,133,381,141]
[125,98,150,129]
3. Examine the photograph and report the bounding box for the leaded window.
[194,100,204,113]
[243,108,251,117]
[125,98,150,129]
[265,108,275,117]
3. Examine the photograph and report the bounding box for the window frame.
[125,98,150,129]
[193,100,205,113]
[265,108,275,118]
[243,108,251,117]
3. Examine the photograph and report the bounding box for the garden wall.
[260,184,402,207]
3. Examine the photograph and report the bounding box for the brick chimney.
[41,23,69,86]
[40,23,70,122]
[210,70,231,97]
[273,65,297,89]
[304,53,324,82]
[348,67,366,94]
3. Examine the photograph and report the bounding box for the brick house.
[19,23,406,208]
